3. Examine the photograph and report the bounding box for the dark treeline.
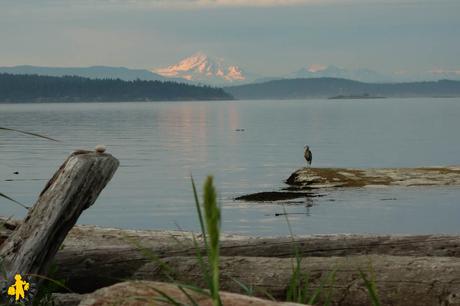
[226,77,460,99]
[0,73,233,102]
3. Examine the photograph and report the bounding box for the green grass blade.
[0,191,30,210]
[202,176,222,306]
[123,234,175,283]
[177,283,210,297]
[192,232,212,292]
[323,268,338,306]
[151,287,183,306]
[231,277,254,296]
[286,258,304,302]
[171,222,192,248]
[283,205,308,303]
[359,269,381,306]
[286,271,296,301]
[300,272,310,303]
[257,288,276,302]
[282,205,296,243]
[191,176,208,250]
[178,285,200,306]
[27,273,73,293]
[307,267,337,305]
[0,127,59,142]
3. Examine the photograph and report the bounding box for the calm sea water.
[1,98,459,236]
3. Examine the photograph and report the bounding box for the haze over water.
[1,98,459,236]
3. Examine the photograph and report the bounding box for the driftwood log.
[61,235,460,292]
[0,151,119,280]
[133,255,460,306]
[53,229,460,293]
[2,219,460,293]
[51,255,460,306]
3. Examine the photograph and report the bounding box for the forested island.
[328,93,386,99]
[226,77,460,99]
[0,73,233,102]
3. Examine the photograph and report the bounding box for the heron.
[304,145,312,167]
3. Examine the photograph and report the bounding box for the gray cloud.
[1,0,459,75]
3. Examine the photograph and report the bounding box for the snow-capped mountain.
[153,52,252,85]
[288,64,391,83]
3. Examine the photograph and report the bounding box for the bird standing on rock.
[304,145,312,167]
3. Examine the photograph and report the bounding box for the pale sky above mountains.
[1,0,459,76]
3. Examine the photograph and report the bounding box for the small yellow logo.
[7,274,30,302]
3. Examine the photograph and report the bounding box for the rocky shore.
[236,166,460,202]
[287,166,460,188]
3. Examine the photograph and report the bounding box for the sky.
[1,0,459,76]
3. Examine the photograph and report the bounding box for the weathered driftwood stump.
[0,150,119,280]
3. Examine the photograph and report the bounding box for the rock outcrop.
[286,166,460,188]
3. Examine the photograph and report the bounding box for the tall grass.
[191,176,222,306]
[359,264,381,306]
[143,176,223,305]
[283,205,337,305]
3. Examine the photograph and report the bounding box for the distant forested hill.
[0,73,232,102]
[225,78,460,99]
[0,65,169,81]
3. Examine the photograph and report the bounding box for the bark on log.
[0,151,119,280]
[130,255,460,306]
[286,166,460,188]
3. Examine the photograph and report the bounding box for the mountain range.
[286,65,389,83]
[1,52,459,86]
